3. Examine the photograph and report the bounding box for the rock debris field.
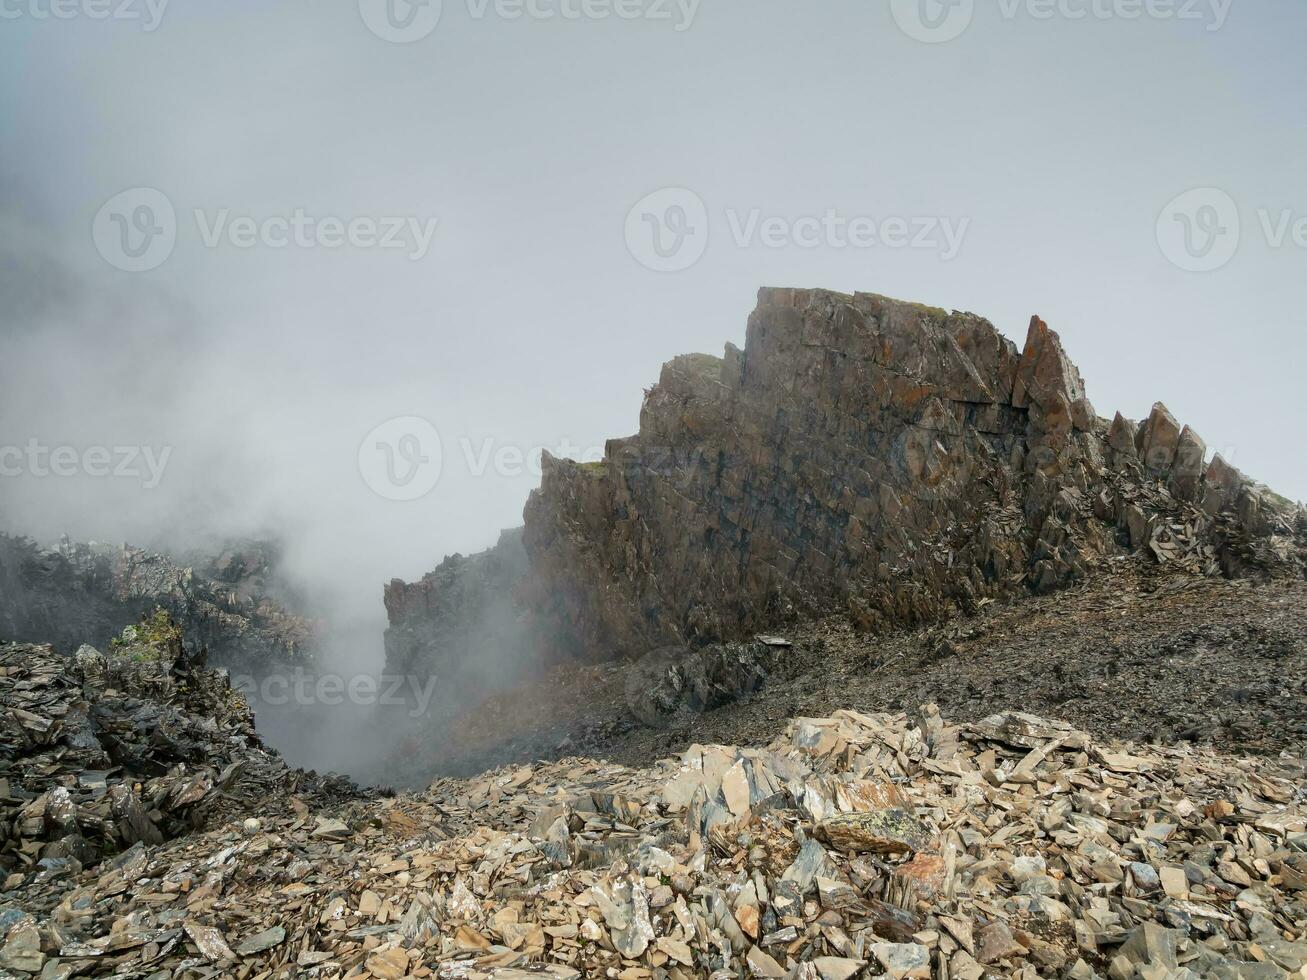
[388,565,1307,784]
[3,291,1306,978]
[3,619,1307,979]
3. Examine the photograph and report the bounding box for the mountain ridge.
[384,287,1305,686]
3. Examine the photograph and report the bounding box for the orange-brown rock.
[386,288,1305,674]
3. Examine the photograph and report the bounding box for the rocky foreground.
[0,616,360,975]
[3,627,1306,978]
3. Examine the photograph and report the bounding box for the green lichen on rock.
[110,608,183,662]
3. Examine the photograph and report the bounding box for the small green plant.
[109,608,182,660]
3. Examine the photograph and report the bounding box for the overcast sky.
[1,0,1304,665]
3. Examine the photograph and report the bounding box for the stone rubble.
[3,699,1303,978]
[0,614,357,888]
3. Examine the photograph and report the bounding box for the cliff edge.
[386,288,1306,681]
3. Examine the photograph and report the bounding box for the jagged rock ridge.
[0,536,315,674]
[387,288,1305,679]
[383,528,528,683]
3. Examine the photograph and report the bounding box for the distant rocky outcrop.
[383,528,529,689]
[386,288,1306,681]
[0,536,315,674]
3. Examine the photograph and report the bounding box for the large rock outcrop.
[387,288,1305,678]
[0,536,315,674]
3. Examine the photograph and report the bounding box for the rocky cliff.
[386,288,1306,680]
[383,528,528,686]
[0,536,315,674]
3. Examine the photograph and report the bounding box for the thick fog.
[2,1,1304,775]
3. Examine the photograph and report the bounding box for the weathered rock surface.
[3,704,1301,978]
[0,535,316,674]
[383,528,529,688]
[0,614,356,880]
[623,637,793,729]
[387,288,1305,682]
[368,566,1307,790]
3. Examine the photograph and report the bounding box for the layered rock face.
[388,288,1305,674]
[0,536,315,674]
[0,615,356,878]
[383,528,529,686]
